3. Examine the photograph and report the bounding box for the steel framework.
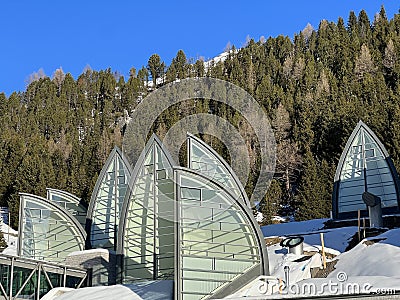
[0,253,88,300]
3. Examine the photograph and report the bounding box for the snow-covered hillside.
[0,222,18,255]
[228,220,400,298]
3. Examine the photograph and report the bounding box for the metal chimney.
[280,236,304,256]
[362,191,383,228]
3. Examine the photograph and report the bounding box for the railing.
[0,253,89,300]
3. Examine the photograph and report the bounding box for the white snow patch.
[263,219,357,253]
[262,218,328,237]
[329,228,400,279]
[268,242,323,284]
[67,248,110,257]
[255,211,263,223]
[46,285,143,300]
[272,216,289,223]
[203,49,238,72]
[291,276,400,298]
[44,281,173,300]
[1,222,18,256]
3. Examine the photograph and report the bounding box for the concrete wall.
[65,249,116,286]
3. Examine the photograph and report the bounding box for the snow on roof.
[67,248,110,257]
[46,285,143,300]
[44,280,173,300]
[229,228,400,298]
[328,228,400,279]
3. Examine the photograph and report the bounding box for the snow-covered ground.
[42,285,143,300]
[262,218,356,253]
[227,220,400,298]
[42,280,174,300]
[328,228,400,279]
[0,221,18,255]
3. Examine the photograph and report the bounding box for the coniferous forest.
[2,7,400,227]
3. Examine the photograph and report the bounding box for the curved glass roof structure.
[175,168,268,299]
[86,146,133,250]
[187,133,250,207]
[15,134,269,297]
[117,134,269,299]
[333,121,400,219]
[46,188,87,229]
[17,193,86,263]
[118,134,175,282]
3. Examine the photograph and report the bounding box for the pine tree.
[354,44,375,79]
[147,54,164,87]
[296,151,330,220]
[260,179,282,224]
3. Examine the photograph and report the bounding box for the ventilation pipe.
[280,236,304,256]
[284,265,290,289]
[362,191,383,228]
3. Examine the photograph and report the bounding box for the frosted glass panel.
[188,136,247,204]
[123,139,175,282]
[338,124,398,214]
[47,189,87,229]
[178,170,260,299]
[89,147,131,250]
[19,194,85,263]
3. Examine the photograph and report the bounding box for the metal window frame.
[187,133,251,208]
[174,167,269,299]
[86,146,133,250]
[18,193,87,262]
[117,134,176,282]
[0,253,88,300]
[116,133,269,299]
[332,121,400,219]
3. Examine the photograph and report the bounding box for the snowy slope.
[262,218,357,253]
[329,228,400,278]
[262,218,328,237]
[0,222,18,255]
[228,225,400,298]
[268,242,323,284]
[45,285,143,300]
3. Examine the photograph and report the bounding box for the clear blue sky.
[0,1,398,95]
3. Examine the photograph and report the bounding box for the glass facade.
[118,134,268,299]
[46,188,87,229]
[87,146,132,250]
[0,254,87,299]
[333,121,400,218]
[176,169,263,300]
[18,194,86,263]
[187,134,249,207]
[119,135,175,282]
[14,134,269,298]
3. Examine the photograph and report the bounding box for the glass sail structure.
[46,188,87,229]
[118,133,269,299]
[118,134,175,282]
[187,134,249,207]
[86,146,132,250]
[333,121,400,219]
[15,134,269,297]
[175,168,268,299]
[18,193,86,263]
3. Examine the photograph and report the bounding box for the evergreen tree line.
[1,7,400,227]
